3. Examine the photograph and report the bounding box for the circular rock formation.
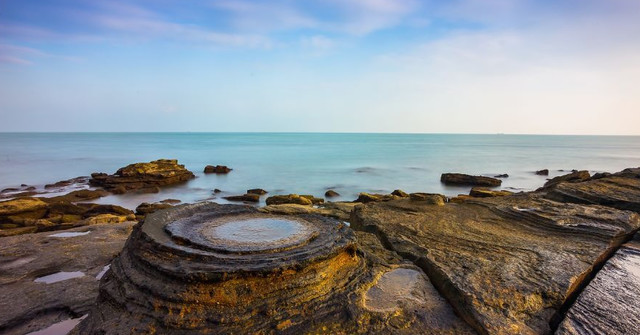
[76,202,363,334]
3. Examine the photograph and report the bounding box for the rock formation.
[350,193,640,334]
[204,165,232,174]
[556,233,640,335]
[90,159,194,193]
[247,188,268,195]
[535,169,549,176]
[0,196,134,236]
[469,187,513,198]
[441,173,502,187]
[0,222,135,334]
[223,193,260,203]
[265,194,313,206]
[324,189,340,197]
[542,170,590,188]
[75,203,474,334]
[544,167,640,212]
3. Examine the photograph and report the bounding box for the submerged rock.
[440,173,502,187]
[494,174,509,178]
[89,159,194,193]
[350,194,640,334]
[75,202,474,334]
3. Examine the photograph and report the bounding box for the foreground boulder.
[74,203,474,334]
[351,194,640,334]
[89,159,194,193]
[441,173,502,187]
[0,222,135,334]
[556,233,640,335]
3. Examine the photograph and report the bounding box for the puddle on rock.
[48,231,91,238]
[211,218,305,244]
[34,271,85,284]
[26,314,87,335]
[364,268,430,312]
[96,264,110,280]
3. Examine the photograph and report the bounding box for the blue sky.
[1,0,639,134]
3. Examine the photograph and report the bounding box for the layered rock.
[556,233,640,335]
[0,222,135,334]
[469,187,513,198]
[0,196,134,236]
[542,170,590,188]
[350,194,640,334]
[544,167,640,212]
[89,159,194,193]
[441,173,502,187]
[75,203,474,334]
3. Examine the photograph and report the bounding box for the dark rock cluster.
[441,173,502,187]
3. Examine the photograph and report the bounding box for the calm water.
[1,133,639,209]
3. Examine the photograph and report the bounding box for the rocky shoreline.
[0,160,639,334]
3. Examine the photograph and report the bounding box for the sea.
[1,133,639,209]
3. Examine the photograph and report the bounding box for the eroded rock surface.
[556,233,640,335]
[351,194,640,334]
[89,159,194,193]
[0,222,135,335]
[76,202,474,334]
[544,167,640,212]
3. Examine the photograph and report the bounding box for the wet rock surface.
[89,159,194,193]
[469,187,514,198]
[556,233,640,335]
[75,202,474,334]
[350,193,640,334]
[266,194,313,206]
[542,170,590,188]
[0,222,135,335]
[223,193,261,203]
[441,173,502,187]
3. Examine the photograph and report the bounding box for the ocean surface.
[1,133,639,209]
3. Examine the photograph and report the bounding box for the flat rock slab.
[351,195,640,334]
[0,222,135,334]
[556,233,640,335]
[545,168,640,212]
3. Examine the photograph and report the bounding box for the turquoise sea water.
[1,133,639,209]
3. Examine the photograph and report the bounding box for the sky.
[0,0,639,134]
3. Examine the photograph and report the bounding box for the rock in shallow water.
[440,173,502,187]
[75,202,474,334]
[89,159,194,193]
